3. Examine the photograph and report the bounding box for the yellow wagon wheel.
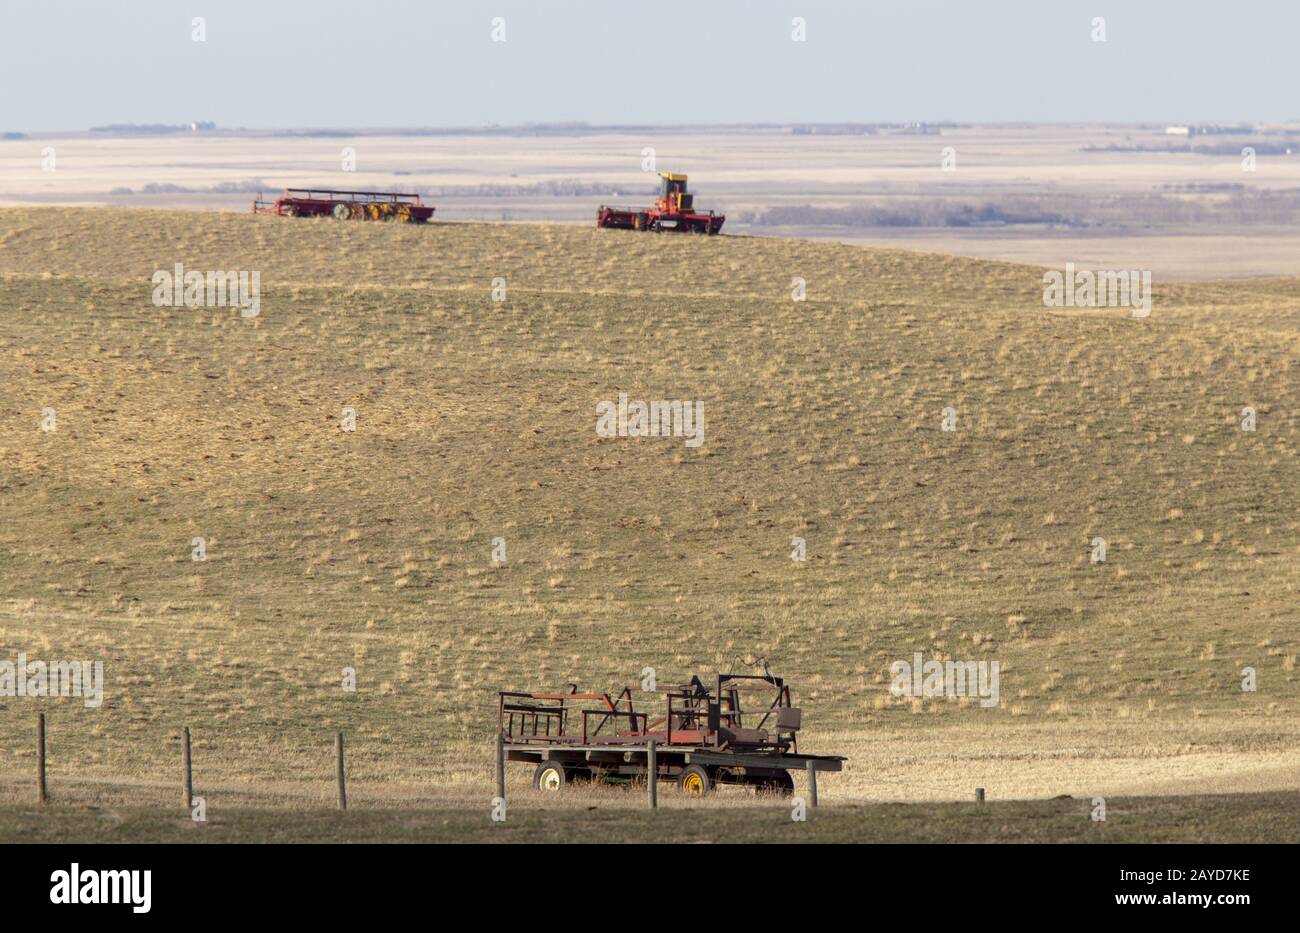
[533,762,566,793]
[677,764,711,797]
[349,203,366,220]
[367,203,382,221]
[396,204,413,223]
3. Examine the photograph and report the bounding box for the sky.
[2,0,1297,131]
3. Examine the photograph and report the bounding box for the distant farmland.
[5,123,1300,279]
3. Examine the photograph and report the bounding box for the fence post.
[976,787,985,804]
[647,740,657,810]
[335,732,347,810]
[182,727,194,810]
[806,760,819,808]
[495,732,506,800]
[37,713,48,805]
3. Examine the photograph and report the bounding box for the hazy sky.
[2,0,1297,131]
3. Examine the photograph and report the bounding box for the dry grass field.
[0,207,1297,840]
[3,781,1297,843]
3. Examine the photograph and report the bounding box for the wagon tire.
[677,764,712,797]
[332,203,350,220]
[533,761,567,793]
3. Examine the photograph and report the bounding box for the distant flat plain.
[3,124,1299,280]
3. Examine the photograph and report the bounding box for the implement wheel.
[677,764,711,797]
[533,761,567,793]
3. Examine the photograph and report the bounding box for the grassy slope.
[0,208,1296,819]
[2,792,1297,843]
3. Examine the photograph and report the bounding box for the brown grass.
[0,207,1296,837]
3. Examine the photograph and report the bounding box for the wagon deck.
[505,743,843,775]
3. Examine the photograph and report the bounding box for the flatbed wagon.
[252,187,434,223]
[499,670,844,796]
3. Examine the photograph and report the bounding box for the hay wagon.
[252,188,434,223]
[498,670,844,797]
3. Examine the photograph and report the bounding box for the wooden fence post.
[495,733,506,800]
[182,727,194,810]
[806,760,819,808]
[37,713,48,805]
[335,732,347,810]
[647,740,657,810]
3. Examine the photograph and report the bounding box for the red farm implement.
[252,188,434,223]
[498,669,843,797]
[596,172,724,234]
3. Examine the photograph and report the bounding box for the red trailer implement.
[252,188,434,223]
[498,669,843,796]
[596,172,724,234]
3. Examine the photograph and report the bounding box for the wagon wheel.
[396,204,413,223]
[677,764,711,797]
[332,203,350,220]
[349,203,366,220]
[367,203,382,221]
[533,761,567,793]
[283,205,298,218]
